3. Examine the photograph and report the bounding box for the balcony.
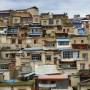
[61,57,88,62]
[56,38,71,49]
[60,65,77,69]
[27,32,42,36]
[30,23,41,27]
[59,61,77,69]
[72,44,88,49]
[56,36,70,39]
[0,64,9,70]
[7,28,18,35]
[43,46,56,50]
[39,83,56,88]
[76,58,88,61]
[7,31,17,34]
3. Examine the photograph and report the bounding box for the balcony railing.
[60,66,77,69]
[39,83,56,88]
[7,29,18,34]
[30,23,41,27]
[27,32,42,36]
[43,46,56,50]
[72,44,88,49]
[61,58,88,61]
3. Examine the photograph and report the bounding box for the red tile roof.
[38,74,68,80]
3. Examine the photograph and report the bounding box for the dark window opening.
[18,39,22,44]
[81,40,84,43]
[11,39,16,44]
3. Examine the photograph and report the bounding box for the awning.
[23,47,43,51]
[56,39,70,41]
[58,48,78,51]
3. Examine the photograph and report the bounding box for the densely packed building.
[0,6,90,90]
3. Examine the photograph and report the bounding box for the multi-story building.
[0,7,89,83]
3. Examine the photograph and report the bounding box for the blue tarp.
[0,80,17,83]
[78,28,86,35]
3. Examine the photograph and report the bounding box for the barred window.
[46,55,51,61]
[32,54,41,60]
[0,64,9,69]
[63,51,73,58]
[58,41,69,45]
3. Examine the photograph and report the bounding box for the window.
[46,55,51,61]
[63,51,73,58]
[46,42,55,47]
[34,40,37,44]
[81,40,84,43]
[21,34,24,37]
[51,81,56,84]
[80,63,85,70]
[35,29,38,32]
[67,29,69,32]
[22,18,28,24]
[35,18,38,22]
[32,54,41,60]
[82,53,88,60]
[43,21,47,25]
[0,73,4,80]
[41,80,48,84]
[18,39,22,44]
[27,53,30,56]
[56,20,59,25]
[49,19,53,24]
[57,25,62,30]
[14,19,19,23]
[31,28,39,33]
[61,62,76,69]
[11,39,16,44]
[73,51,79,58]
[10,53,15,58]
[74,40,76,44]
[58,41,69,45]
[78,29,85,35]
[43,30,46,37]
[6,54,8,57]
[32,29,34,33]
[63,29,65,33]
[86,24,89,28]
[62,64,70,68]
[0,64,9,69]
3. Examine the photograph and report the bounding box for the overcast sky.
[0,0,90,17]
